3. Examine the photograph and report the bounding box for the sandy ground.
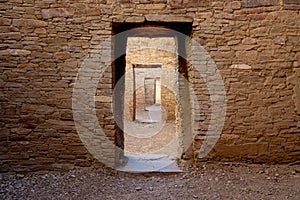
[1,162,299,200]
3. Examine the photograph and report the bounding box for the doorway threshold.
[135,119,160,123]
[116,154,182,173]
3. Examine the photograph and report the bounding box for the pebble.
[135,187,142,191]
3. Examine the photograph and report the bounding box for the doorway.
[112,22,192,172]
[132,64,162,123]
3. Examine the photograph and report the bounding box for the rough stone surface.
[241,0,279,8]
[145,14,193,22]
[41,8,76,19]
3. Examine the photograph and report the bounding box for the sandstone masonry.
[0,0,299,173]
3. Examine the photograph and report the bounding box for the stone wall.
[0,0,299,172]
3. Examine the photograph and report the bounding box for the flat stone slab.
[135,119,160,123]
[145,14,193,22]
[116,154,182,173]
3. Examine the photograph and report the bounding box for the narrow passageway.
[122,35,182,172]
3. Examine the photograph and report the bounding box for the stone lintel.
[125,16,145,23]
[145,14,193,23]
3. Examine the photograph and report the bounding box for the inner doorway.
[132,64,162,123]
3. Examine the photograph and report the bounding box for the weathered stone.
[242,37,257,45]
[136,3,166,10]
[0,18,11,26]
[0,49,31,56]
[211,1,224,9]
[41,8,76,19]
[13,19,47,27]
[183,0,207,7]
[241,0,279,8]
[145,14,193,22]
[284,0,300,3]
[112,16,126,23]
[283,0,300,9]
[0,32,21,40]
[11,128,31,135]
[54,52,71,60]
[94,96,112,103]
[125,16,145,23]
[230,64,252,69]
[34,28,47,34]
[226,1,242,10]
[283,4,300,10]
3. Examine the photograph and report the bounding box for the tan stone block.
[54,52,71,60]
[0,49,31,56]
[274,36,286,45]
[112,16,126,23]
[125,16,145,23]
[94,96,112,103]
[294,52,300,61]
[0,18,11,26]
[145,14,193,22]
[226,1,241,10]
[236,50,258,62]
[210,50,233,59]
[220,134,239,142]
[211,1,224,9]
[232,45,257,51]
[34,28,47,34]
[0,32,21,40]
[242,37,257,45]
[82,8,102,16]
[41,8,75,19]
[250,27,270,37]
[136,3,166,10]
[13,19,47,27]
[195,11,212,19]
[241,0,279,8]
[227,40,240,46]
[248,13,267,20]
[11,128,31,135]
[230,64,252,69]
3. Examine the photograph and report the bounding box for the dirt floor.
[1,162,299,200]
[125,121,177,155]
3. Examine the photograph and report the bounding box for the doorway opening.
[132,64,162,123]
[112,22,192,172]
